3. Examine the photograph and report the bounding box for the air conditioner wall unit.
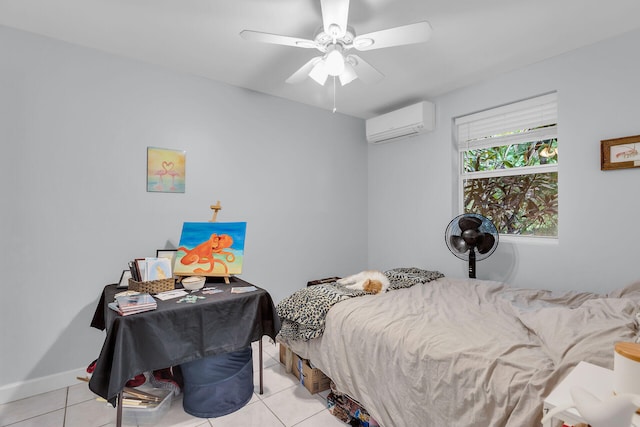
[366,101,435,144]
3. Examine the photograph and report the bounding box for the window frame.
[454,93,559,240]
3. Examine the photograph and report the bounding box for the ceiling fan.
[240,0,432,86]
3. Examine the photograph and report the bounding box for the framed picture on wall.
[601,135,640,171]
[147,147,186,192]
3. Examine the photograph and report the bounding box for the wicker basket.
[128,278,175,294]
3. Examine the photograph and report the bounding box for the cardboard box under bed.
[279,343,331,394]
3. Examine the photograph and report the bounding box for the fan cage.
[445,213,499,261]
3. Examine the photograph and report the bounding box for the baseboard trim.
[0,367,87,405]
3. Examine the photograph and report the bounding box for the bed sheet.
[284,277,640,427]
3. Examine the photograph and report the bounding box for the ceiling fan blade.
[240,30,318,49]
[321,0,350,39]
[286,57,323,84]
[353,21,432,51]
[348,55,383,84]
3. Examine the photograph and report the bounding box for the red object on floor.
[125,374,146,387]
[151,367,182,391]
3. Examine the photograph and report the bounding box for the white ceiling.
[2,0,640,119]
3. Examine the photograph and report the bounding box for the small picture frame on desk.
[157,249,178,279]
[156,249,177,265]
[118,270,132,288]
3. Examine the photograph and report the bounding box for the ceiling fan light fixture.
[309,61,329,85]
[339,61,357,85]
[325,48,345,76]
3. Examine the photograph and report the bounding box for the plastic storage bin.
[122,388,172,425]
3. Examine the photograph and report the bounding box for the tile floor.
[0,339,347,427]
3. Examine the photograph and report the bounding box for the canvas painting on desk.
[174,222,247,276]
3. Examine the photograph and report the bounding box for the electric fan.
[445,213,499,278]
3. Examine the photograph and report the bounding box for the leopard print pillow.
[385,267,444,289]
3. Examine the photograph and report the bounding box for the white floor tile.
[0,388,66,426]
[260,337,280,360]
[292,408,348,427]
[63,397,124,427]
[67,382,98,406]
[3,340,339,427]
[98,422,211,427]
[254,362,299,398]
[149,395,209,427]
[253,352,279,387]
[1,408,65,427]
[313,392,328,407]
[210,400,284,427]
[261,385,328,427]
[247,392,260,405]
[252,341,279,368]
[266,357,279,369]
[259,353,279,369]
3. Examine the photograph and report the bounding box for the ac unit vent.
[366,101,435,144]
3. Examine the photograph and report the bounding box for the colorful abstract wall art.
[174,222,247,276]
[147,147,186,193]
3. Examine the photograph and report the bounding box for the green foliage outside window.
[463,139,558,172]
[463,139,558,236]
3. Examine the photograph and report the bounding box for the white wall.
[368,28,640,293]
[0,26,368,402]
[5,21,640,407]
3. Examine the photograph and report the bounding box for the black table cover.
[89,276,280,404]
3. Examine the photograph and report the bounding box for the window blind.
[456,92,557,149]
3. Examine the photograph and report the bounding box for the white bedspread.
[284,277,640,427]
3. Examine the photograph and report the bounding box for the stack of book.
[129,257,173,282]
[109,293,157,316]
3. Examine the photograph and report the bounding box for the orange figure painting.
[174,222,247,276]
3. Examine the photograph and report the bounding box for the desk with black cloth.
[89,276,280,409]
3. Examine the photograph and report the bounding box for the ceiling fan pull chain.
[332,76,337,113]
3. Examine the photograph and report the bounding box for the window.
[454,93,558,238]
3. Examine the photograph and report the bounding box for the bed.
[276,268,640,427]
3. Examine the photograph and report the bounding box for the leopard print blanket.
[276,268,444,342]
